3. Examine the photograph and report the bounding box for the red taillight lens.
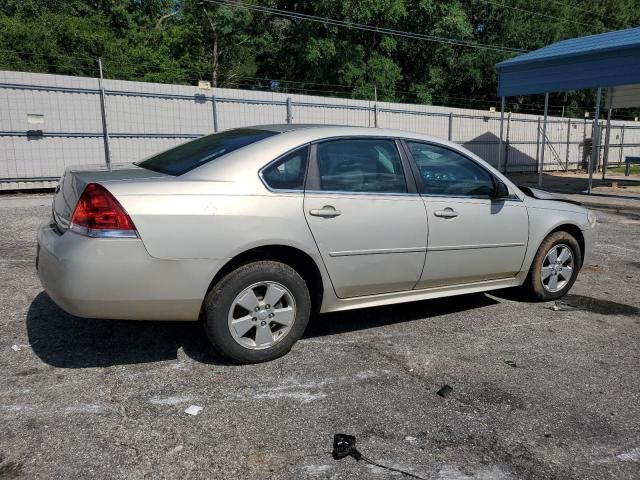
[71,183,136,233]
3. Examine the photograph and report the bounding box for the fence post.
[565,118,571,171]
[535,117,541,172]
[618,125,625,165]
[97,58,111,171]
[497,97,505,171]
[602,108,612,180]
[286,97,293,124]
[447,113,453,141]
[374,103,379,128]
[211,95,219,132]
[504,111,511,173]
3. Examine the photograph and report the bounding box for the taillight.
[70,183,137,238]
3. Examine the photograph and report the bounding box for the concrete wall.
[2,70,640,190]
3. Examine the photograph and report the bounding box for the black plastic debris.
[505,360,518,368]
[332,434,361,460]
[331,434,427,479]
[436,385,453,398]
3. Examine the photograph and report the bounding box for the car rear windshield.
[137,128,277,176]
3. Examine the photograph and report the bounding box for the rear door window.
[138,128,277,176]
[316,139,407,193]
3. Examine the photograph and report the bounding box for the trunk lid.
[52,163,167,230]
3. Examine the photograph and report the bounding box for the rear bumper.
[37,221,224,321]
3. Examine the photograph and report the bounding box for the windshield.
[137,128,277,176]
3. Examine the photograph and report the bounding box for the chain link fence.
[1,69,640,190]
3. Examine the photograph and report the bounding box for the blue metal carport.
[495,27,640,192]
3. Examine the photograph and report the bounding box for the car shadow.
[26,292,227,368]
[27,291,499,368]
[303,292,498,339]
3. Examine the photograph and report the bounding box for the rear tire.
[528,231,581,301]
[204,260,311,363]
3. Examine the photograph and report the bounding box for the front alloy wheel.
[540,244,574,293]
[529,231,581,301]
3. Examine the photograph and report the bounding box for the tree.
[1,0,639,117]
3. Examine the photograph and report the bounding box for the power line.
[474,0,603,29]
[546,0,639,27]
[202,0,528,54]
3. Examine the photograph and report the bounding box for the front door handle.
[434,208,458,219]
[309,206,342,218]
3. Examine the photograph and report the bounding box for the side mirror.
[492,181,510,199]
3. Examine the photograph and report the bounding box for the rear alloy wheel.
[529,231,581,301]
[204,261,311,363]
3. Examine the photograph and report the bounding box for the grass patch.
[608,164,640,175]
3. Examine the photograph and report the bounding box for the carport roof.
[496,27,640,97]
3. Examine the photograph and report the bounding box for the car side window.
[406,142,494,197]
[316,139,407,193]
[262,146,309,190]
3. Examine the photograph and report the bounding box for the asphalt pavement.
[1,194,639,479]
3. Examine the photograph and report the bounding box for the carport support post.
[565,119,571,171]
[97,58,111,171]
[535,117,541,169]
[588,88,602,193]
[497,96,505,171]
[601,107,612,181]
[538,92,549,187]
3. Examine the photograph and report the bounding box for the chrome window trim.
[70,224,139,239]
[258,144,311,193]
[304,189,420,198]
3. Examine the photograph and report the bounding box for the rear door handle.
[309,206,342,218]
[434,208,458,219]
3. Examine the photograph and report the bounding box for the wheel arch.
[203,244,325,315]
[547,223,586,266]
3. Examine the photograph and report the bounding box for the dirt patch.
[244,450,288,476]
[581,264,606,274]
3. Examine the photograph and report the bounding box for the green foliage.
[1,1,639,116]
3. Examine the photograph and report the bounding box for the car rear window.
[137,128,277,176]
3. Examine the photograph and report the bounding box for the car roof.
[244,124,447,143]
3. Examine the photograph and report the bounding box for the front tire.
[204,260,311,363]
[528,231,581,301]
